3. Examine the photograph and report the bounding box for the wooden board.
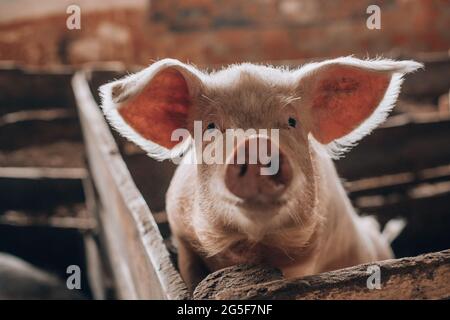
[336,115,450,181]
[194,250,450,300]
[0,63,75,114]
[72,71,189,300]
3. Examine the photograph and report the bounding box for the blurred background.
[1,0,449,66]
[0,0,449,300]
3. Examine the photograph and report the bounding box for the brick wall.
[0,0,449,66]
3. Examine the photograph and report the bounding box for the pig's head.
[100,57,421,251]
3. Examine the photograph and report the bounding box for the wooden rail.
[72,71,189,300]
[195,250,450,300]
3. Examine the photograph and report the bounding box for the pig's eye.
[206,122,216,130]
[288,117,297,128]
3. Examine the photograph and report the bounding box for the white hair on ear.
[101,57,422,161]
[296,56,423,159]
[307,133,330,159]
[99,59,203,161]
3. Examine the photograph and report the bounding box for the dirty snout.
[224,136,292,204]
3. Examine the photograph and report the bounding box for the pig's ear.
[297,57,423,158]
[100,59,203,160]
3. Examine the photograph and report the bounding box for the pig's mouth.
[221,193,288,210]
[235,197,288,211]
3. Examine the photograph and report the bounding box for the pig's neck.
[313,154,368,272]
[318,154,357,222]
[192,152,368,274]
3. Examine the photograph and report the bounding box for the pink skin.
[224,136,293,203]
[101,57,422,292]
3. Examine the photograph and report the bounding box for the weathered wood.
[0,167,86,179]
[0,167,92,230]
[0,65,101,299]
[194,265,283,300]
[355,182,450,217]
[0,173,86,212]
[194,250,450,300]
[0,64,75,114]
[346,165,450,198]
[336,117,450,181]
[83,234,108,300]
[0,110,84,168]
[0,115,82,151]
[357,189,450,258]
[0,108,77,126]
[0,205,94,230]
[82,176,115,300]
[400,54,450,99]
[72,71,189,300]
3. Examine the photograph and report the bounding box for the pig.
[100,57,422,292]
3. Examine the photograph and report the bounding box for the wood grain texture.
[194,250,450,300]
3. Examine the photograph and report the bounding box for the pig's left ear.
[100,59,203,160]
[297,57,423,157]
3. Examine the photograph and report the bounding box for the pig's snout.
[224,137,292,202]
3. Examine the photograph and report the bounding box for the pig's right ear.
[100,59,203,160]
[296,57,422,158]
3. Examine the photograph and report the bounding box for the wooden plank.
[83,234,108,300]
[357,189,450,258]
[194,250,450,300]
[400,54,450,99]
[346,165,450,198]
[355,182,450,217]
[0,64,75,114]
[0,205,94,230]
[0,175,85,212]
[0,108,77,126]
[336,117,450,181]
[0,112,84,168]
[72,71,189,300]
[82,176,115,299]
[0,167,92,230]
[0,167,86,179]
[0,115,82,151]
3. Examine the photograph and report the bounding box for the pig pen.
[72,54,450,300]
[0,64,111,299]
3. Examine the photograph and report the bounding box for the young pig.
[100,57,422,291]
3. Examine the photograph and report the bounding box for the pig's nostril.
[225,136,293,202]
[239,164,248,177]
